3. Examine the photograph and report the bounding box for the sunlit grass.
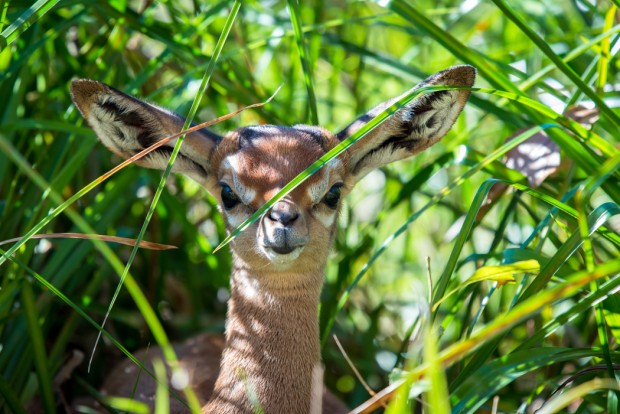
[1,1,619,413]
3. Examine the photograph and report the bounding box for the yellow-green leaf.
[433,260,539,311]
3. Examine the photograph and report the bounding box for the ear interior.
[337,65,476,182]
[71,80,221,184]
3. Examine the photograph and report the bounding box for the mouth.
[262,245,304,264]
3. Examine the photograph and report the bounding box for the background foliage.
[1,0,620,413]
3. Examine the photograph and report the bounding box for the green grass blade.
[0,0,61,48]
[21,281,55,414]
[387,0,519,93]
[489,0,620,129]
[537,378,620,414]
[517,251,620,352]
[452,348,613,413]
[518,24,620,93]
[433,260,539,312]
[88,3,241,412]
[153,358,170,414]
[596,6,616,95]
[0,138,191,406]
[435,259,620,370]
[215,84,465,253]
[0,373,27,414]
[1,248,190,405]
[424,328,450,414]
[452,202,620,389]
[287,0,318,124]
[359,260,620,410]
[321,125,554,346]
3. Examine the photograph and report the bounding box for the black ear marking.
[98,99,122,115]
[136,129,157,148]
[114,109,150,128]
[140,146,209,178]
[72,78,223,185]
[96,98,152,129]
[113,125,127,141]
[425,115,437,130]
[332,65,475,183]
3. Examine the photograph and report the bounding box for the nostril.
[268,209,299,226]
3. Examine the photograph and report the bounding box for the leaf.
[537,378,620,414]
[352,258,620,413]
[424,328,450,414]
[477,104,600,220]
[451,347,612,414]
[102,396,150,414]
[432,260,539,311]
[467,259,539,285]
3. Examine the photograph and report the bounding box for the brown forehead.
[214,125,341,186]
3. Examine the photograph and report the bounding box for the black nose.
[268,202,299,226]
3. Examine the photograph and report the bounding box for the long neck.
[205,259,325,414]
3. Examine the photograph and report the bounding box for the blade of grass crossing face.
[89,4,241,413]
[215,84,466,252]
[217,86,584,257]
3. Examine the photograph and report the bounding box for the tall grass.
[1,1,619,413]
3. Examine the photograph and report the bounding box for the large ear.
[337,65,475,182]
[70,80,222,185]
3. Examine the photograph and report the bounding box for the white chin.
[264,246,303,265]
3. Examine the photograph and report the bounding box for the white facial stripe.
[226,210,246,228]
[314,209,337,227]
[307,181,328,205]
[220,155,257,205]
[232,174,256,205]
[306,158,343,204]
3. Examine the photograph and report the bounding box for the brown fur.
[70,65,475,413]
